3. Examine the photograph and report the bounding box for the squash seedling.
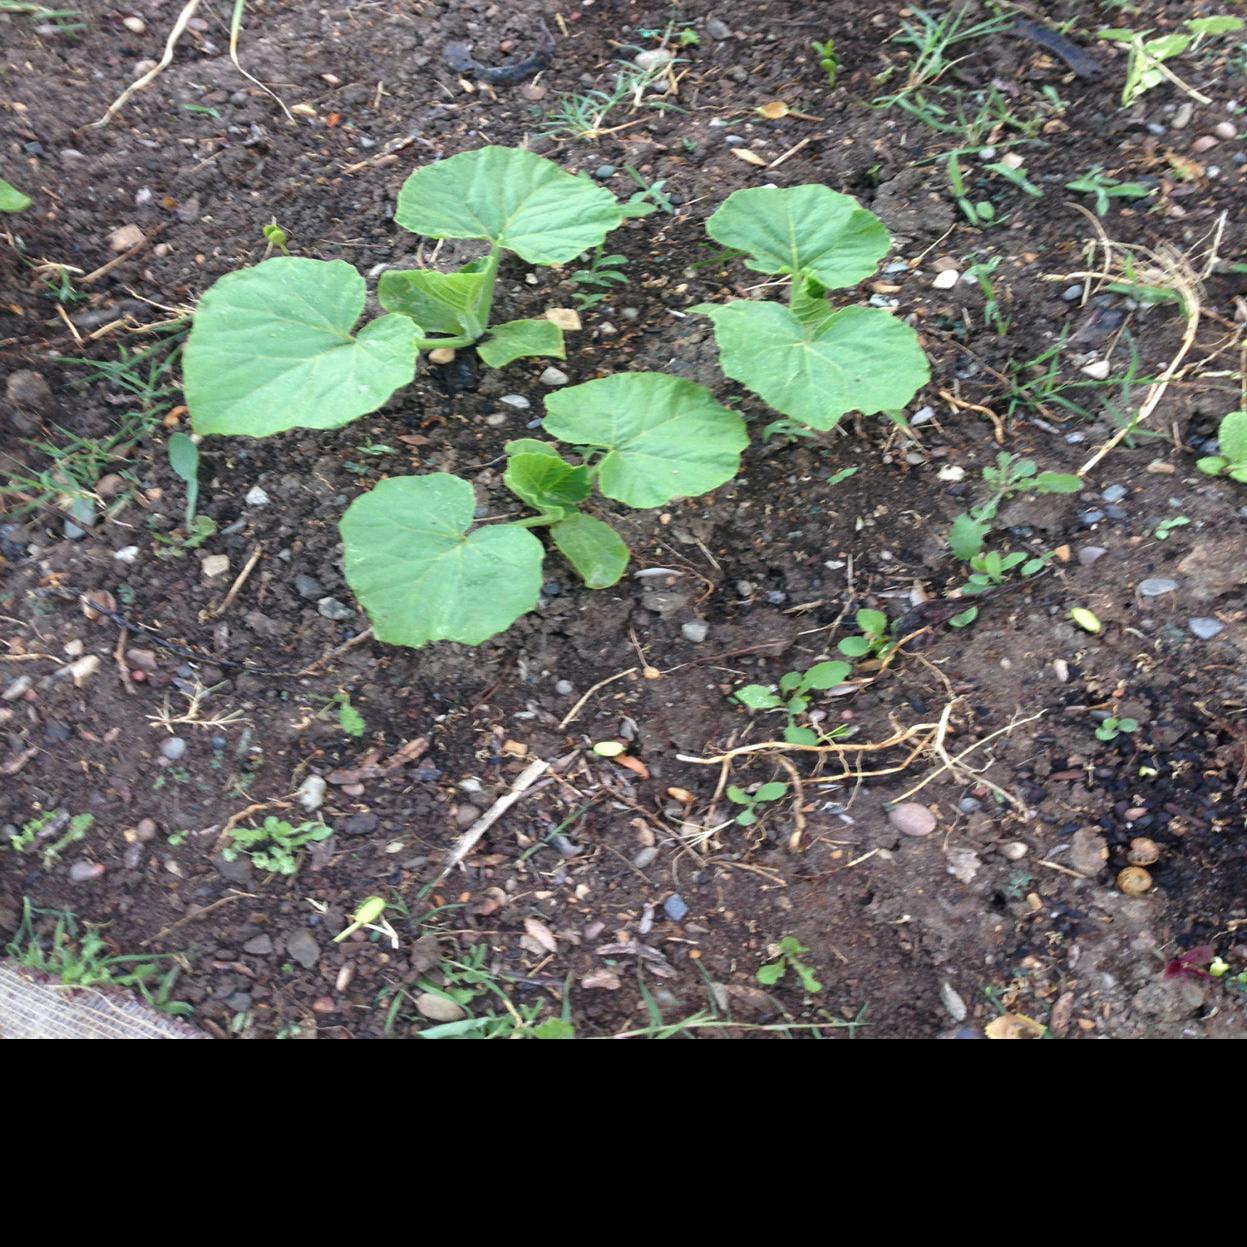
[692,184,929,434]
[166,431,200,530]
[338,373,747,647]
[1196,411,1247,482]
[184,146,626,437]
[334,895,398,948]
[1096,715,1139,743]
[732,660,853,745]
[811,37,839,87]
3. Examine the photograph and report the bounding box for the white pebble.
[297,774,327,812]
[245,485,270,506]
[201,554,230,579]
[123,15,146,33]
[1080,359,1111,380]
[114,545,139,563]
[539,367,569,386]
[932,269,959,290]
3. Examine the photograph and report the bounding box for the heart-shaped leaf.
[550,513,629,588]
[477,318,565,369]
[542,373,748,508]
[378,268,487,336]
[705,185,891,289]
[340,474,544,647]
[395,146,623,265]
[504,451,589,515]
[186,257,420,437]
[734,685,784,710]
[697,301,928,431]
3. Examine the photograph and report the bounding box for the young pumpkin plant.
[183,146,627,436]
[338,373,748,647]
[691,184,930,432]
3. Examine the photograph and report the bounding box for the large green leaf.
[550,513,629,588]
[185,257,419,437]
[378,268,487,336]
[542,373,747,508]
[504,451,589,515]
[340,474,544,647]
[394,146,623,265]
[705,185,890,289]
[698,301,928,431]
[0,178,32,212]
[477,318,565,369]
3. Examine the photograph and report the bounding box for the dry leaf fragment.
[756,100,789,119]
[614,754,650,780]
[545,307,581,331]
[731,147,768,166]
[523,916,558,954]
[985,1013,1046,1039]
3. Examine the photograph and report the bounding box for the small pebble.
[1172,102,1193,129]
[1061,284,1084,302]
[1191,135,1219,154]
[634,48,674,71]
[500,394,530,409]
[1078,546,1107,566]
[1001,841,1029,860]
[1101,484,1127,503]
[245,485,270,507]
[932,269,959,290]
[539,367,569,386]
[706,17,731,38]
[633,846,659,869]
[201,554,230,579]
[663,894,689,923]
[958,797,982,814]
[1138,577,1177,597]
[888,802,936,837]
[159,736,187,761]
[1078,510,1106,526]
[555,679,574,695]
[243,935,274,955]
[294,573,324,600]
[69,861,105,883]
[317,596,355,620]
[296,774,327,811]
[114,545,139,563]
[1213,121,1237,140]
[1189,616,1224,640]
[940,982,967,1022]
[594,164,616,179]
[681,620,709,643]
[122,15,145,33]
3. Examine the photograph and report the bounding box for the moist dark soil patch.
[2,0,1245,1038]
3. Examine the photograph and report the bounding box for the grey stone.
[294,573,323,599]
[317,596,355,621]
[245,485,270,506]
[633,846,659,869]
[243,934,274,955]
[663,894,689,923]
[1069,828,1108,876]
[1138,577,1178,597]
[1101,484,1127,503]
[681,620,709,643]
[212,851,253,885]
[159,736,187,761]
[1179,539,1247,599]
[706,17,731,38]
[555,679,574,696]
[500,394,530,409]
[1078,546,1107,566]
[1189,617,1225,640]
[343,812,378,836]
[285,928,320,968]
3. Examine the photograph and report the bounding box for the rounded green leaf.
[0,177,32,213]
[340,474,544,647]
[549,513,629,588]
[394,147,623,265]
[542,373,748,508]
[477,318,565,369]
[186,257,419,437]
[734,685,783,710]
[800,660,852,690]
[700,302,929,431]
[504,452,589,515]
[837,635,871,658]
[378,268,487,336]
[754,782,789,802]
[705,185,890,289]
[1217,411,1247,464]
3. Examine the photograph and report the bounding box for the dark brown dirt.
[2,0,1246,1038]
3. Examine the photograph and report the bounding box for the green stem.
[414,334,474,352]
[473,243,503,331]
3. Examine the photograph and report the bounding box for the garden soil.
[1,0,1245,1038]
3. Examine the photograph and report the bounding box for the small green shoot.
[333,691,365,737]
[726,781,788,827]
[948,454,1081,560]
[947,153,995,226]
[837,608,895,659]
[1153,515,1190,540]
[0,176,33,212]
[166,432,200,530]
[811,38,839,86]
[757,936,823,993]
[262,220,290,256]
[1096,715,1139,742]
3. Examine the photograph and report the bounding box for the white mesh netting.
[0,961,205,1039]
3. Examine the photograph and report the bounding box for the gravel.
[1138,577,1178,597]
[681,620,709,643]
[285,929,320,968]
[1189,617,1225,640]
[317,596,355,620]
[159,736,187,761]
[888,802,936,837]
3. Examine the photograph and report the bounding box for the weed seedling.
[166,431,200,530]
[1196,411,1247,482]
[570,243,629,310]
[223,816,331,875]
[726,781,788,827]
[6,897,192,1016]
[811,37,839,86]
[1064,167,1153,216]
[757,936,823,993]
[947,153,995,226]
[1153,514,1190,540]
[948,548,1047,627]
[1100,18,1244,107]
[0,176,32,212]
[1096,715,1139,742]
[333,895,398,947]
[964,256,1010,335]
[331,691,365,737]
[948,453,1081,559]
[837,608,895,660]
[732,660,853,745]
